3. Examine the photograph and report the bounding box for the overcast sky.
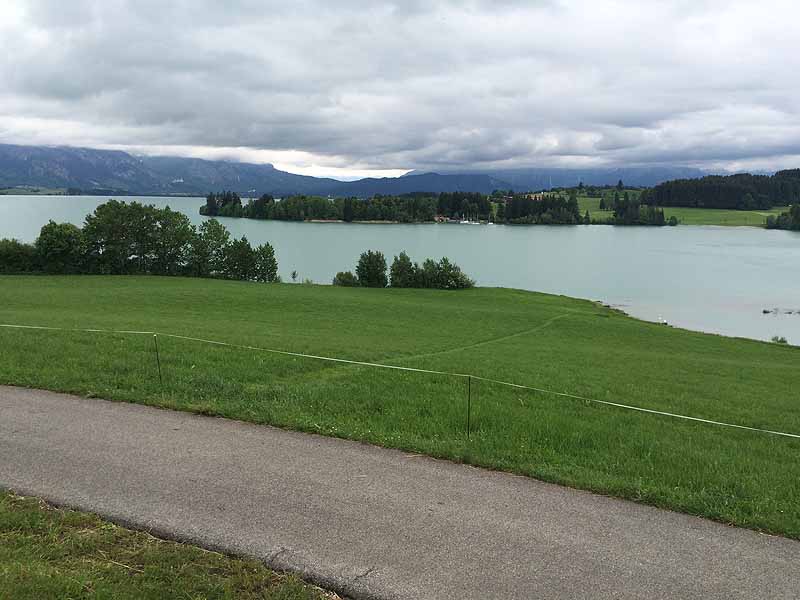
[1,1,798,179]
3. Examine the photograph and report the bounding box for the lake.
[1,194,799,344]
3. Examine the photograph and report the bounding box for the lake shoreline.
[2,194,799,345]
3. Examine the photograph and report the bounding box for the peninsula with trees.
[198,169,800,229]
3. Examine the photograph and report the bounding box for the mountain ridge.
[0,143,707,197]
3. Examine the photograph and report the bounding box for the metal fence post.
[153,334,164,390]
[467,375,471,439]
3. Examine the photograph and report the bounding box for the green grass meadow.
[1,276,799,538]
[0,493,330,600]
[578,196,789,226]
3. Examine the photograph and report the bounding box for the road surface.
[1,385,798,599]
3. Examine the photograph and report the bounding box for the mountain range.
[0,143,707,197]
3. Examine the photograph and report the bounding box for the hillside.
[0,143,508,197]
[1,143,706,197]
[644,169,800,209]
[407,166,707,190]
[0,144,339,197]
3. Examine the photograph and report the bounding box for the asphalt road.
[1,385,798,599]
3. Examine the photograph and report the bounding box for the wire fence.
[1,322,799,441]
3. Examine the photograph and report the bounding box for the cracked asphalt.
[1,386,799,599]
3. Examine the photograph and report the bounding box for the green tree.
[436,257,474,289]
[152,208,195,276]
[254,242,279,282]
[35,221,84,274]
[83,201,157,274]
[189,219,231,277]
[0,239,38,273]
[495,202,506,222]
[389,251,416,288]
[332,271,359,286]
[246,195,273,219]
[224,236,256,280]
[343,198,354,222]
[355,250,388,288]
[792,204,800,228]
[567,189,579,214]
[417,258,439,289]
[201,193,219,216]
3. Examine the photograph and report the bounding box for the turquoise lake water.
[1,194,799,344]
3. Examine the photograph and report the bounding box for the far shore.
[306,218,436,224]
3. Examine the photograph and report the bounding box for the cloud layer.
[1,0,799,176]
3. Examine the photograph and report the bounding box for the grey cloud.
[1,0,798,174]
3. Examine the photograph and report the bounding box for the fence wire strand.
[1,322,798,440]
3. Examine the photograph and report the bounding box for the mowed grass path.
[1,276,799,538]
[578,196,789,226]
[0,493,330,599]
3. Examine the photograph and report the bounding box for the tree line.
[498,190,585,224]
[766,205,800,231]
[0,200,279,282]
[333,250,474,289]
[200,190,588,225]
[642,170,800,210]
[601,191,674,226]
[436,192,493,221]
[201,191,440,223]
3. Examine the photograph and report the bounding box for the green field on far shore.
[1,276,799,539]
[0,493,329,599]
[578,196,789,226]
[0,187,66,196]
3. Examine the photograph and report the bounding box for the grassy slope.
[1,276,799,539]
[578,196,789,226]
[0,493,330,599]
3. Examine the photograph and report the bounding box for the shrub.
[332,271,359,286]
[0,238,38,273]
[771,336,788,345]
[371,250,474,290]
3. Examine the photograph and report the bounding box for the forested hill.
[2,143,706,197]
[406,166,706,190]
[643,170,800,209]
[0,144,341,197]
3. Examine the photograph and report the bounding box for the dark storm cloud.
[1,0,799,175]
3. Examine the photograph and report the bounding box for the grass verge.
[0,492,333,600]
[1,276,799,539]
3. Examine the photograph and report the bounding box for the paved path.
[1,386,798,599]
